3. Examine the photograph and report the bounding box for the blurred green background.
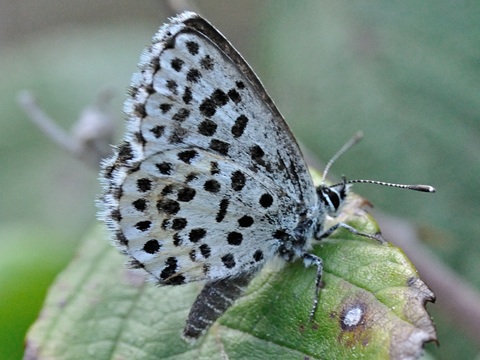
[1,1,479,359]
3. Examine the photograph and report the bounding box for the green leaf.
[25,194,436,359]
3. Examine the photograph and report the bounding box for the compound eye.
[319,187,341,214]
[323,188,340,210]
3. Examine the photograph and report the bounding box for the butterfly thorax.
[276,181,350,262]
[275,202,321,262]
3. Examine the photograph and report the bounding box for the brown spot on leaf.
[336,299,371,349]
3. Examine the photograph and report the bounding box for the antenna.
[321,131,363,184]
[332,177,436,193]
[322,132,436,193]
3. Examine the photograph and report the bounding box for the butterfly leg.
[302,253,324,321]
[183,272,254,341]
[315,222,384,243]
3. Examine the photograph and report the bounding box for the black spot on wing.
[171,58,184,71]
[216,198,229,222]
[198,119,217,136]
[209,139,229,155]
[143,239,160,254]
[186,41,199,55]
[178,150,198,164]
[137,178,152,192]
[186,68,201,83]
[221,254,235,269]
[231,115,248,138]
[200,55,214,70]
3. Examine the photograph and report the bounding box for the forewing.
[100,12,317,285]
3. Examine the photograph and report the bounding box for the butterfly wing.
[100,12,317,285]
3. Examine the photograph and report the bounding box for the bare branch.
[17,90,116,169]
[18,90,83,156]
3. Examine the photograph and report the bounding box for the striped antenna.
[321,131,363,184]
[323,132,436,193]
[333,178,436,193]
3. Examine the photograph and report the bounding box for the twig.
[17,90,116,169]
[18,91,83,156]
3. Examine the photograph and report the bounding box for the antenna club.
[337,179,436,193]
[353,131,364,141]
[411,185,436,193]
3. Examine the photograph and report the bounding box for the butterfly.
[99,11,435,340]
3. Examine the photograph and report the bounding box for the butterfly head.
[316,177,350,217]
